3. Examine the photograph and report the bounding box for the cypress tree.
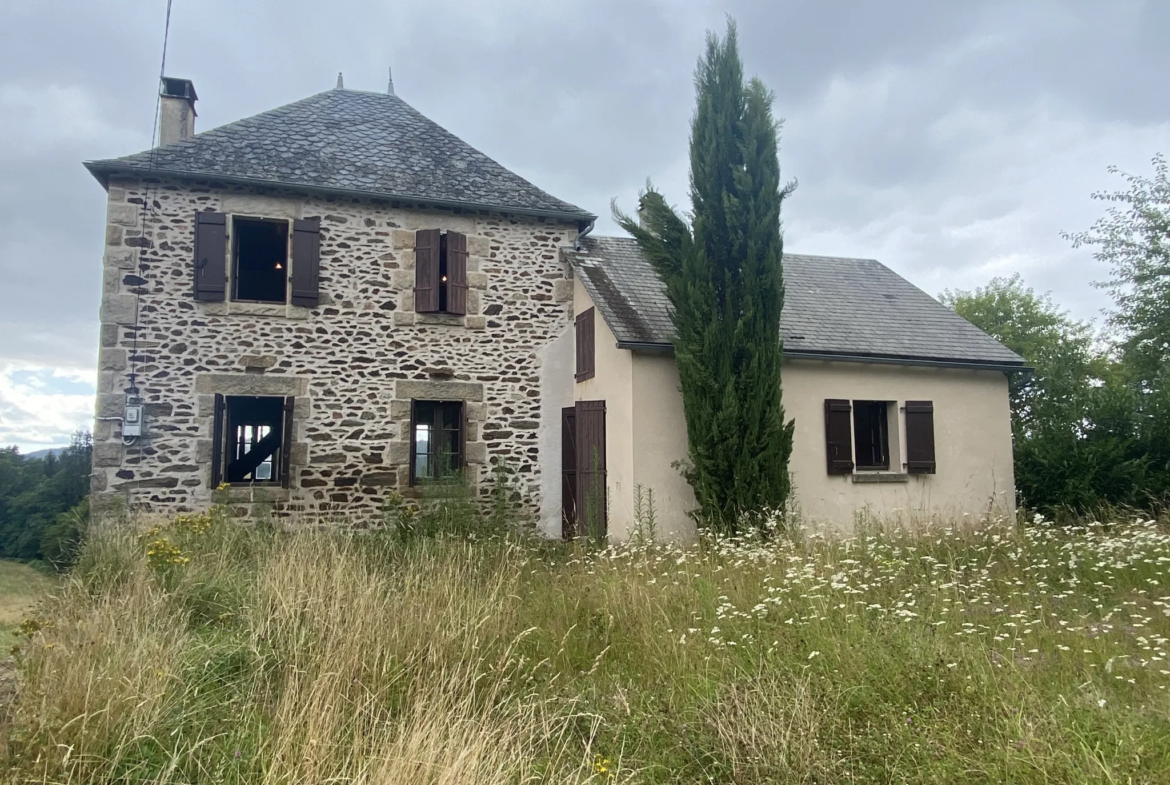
[616,20,795,534]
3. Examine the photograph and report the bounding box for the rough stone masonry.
[92,175,578,524]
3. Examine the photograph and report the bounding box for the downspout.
[575,217,596,251]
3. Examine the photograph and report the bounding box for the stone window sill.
[851,472,910,484]
[222,485,291,502]
[415,313,465,326]
[202,301,310,320]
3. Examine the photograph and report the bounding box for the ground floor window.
[853,400,890,470]
[410,400,464,484]
[213,395,293,486]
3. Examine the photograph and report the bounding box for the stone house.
[86,78,592,528]
[86,77,1026,536]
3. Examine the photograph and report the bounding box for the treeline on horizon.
[0,431,91,568]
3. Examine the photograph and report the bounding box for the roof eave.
[614,340,1030,373]
[82,161,597,223]
[781,348,1030,373]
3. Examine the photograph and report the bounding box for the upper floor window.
[414,229,468,315]
[233,217,288,303]
[193,211,320,307]
[575,307,595,382]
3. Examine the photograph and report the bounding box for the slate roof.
[566,236,1025,368]
[85,88,593,220]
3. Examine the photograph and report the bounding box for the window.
[414,229,468,315]
[212,395,293,486]
[825,398,936,476]
[852,400,890,470]
[193,213,320,306]
[410,400,464,484]
[575,308,595,382]
[233,217,288,303]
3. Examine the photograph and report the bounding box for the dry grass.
[4,507,1170,783]
[0,561,53,651]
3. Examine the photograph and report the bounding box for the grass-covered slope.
[4,509,1170,783]
[0,561,52,652]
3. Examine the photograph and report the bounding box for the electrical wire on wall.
[116,0,175,506]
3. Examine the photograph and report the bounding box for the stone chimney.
[158,77,197,147]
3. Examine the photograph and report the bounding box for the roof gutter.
[82,162,598,224]
[615,340,673,354]
[783,350,1031,374]
[615,340,1031,374]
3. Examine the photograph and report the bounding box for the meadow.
[3,499,1170,783]
[0,561,52,653]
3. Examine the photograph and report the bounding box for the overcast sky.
[1,0,1167,451]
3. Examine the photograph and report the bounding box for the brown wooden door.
[575,400,607,540]
[561,406,577,539]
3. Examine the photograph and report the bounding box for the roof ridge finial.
[336,72,344,90]
[387,66,395,96]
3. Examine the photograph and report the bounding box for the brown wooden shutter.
[211,393,226,487]
[824,399,854,475]
[575,308,596,382]
[408,399,419,485]
[281,396,296,489]
[575,400,607,539]
[446,231,468,315]
[193,212,227,302]
[905,400,936,474]
[290,218,321,308]
[561,406,578,539]
[414,229,441,313]
[458,400,468,469]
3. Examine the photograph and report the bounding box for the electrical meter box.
[123,405,143,437]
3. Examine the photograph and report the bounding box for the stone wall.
[92,176,579,524]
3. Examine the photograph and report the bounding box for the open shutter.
[575,400,607,539]
[408,400,419,485]
[575,308,595,382]
[561,406,578,539]
[193,212,227,302]
[905,400,936,474]
[824,399,854,475]
[211,393,226,487]
[414,229,441,313]
[290,218,321,308]
[281,397,295,489]
[446,231,468,315]
[458,400,468,470]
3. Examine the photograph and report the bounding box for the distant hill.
[23,447,68,461]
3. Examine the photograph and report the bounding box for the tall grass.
[5,507,1170,783]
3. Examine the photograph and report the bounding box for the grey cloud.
[1,0,1167,446]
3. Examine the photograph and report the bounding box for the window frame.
[230,215,291,304]
[852,399,891,471]
[408,399,466,486]
[215,395,291,486]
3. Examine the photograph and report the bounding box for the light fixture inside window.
[441,274,447,282]
[274,261,283,270]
